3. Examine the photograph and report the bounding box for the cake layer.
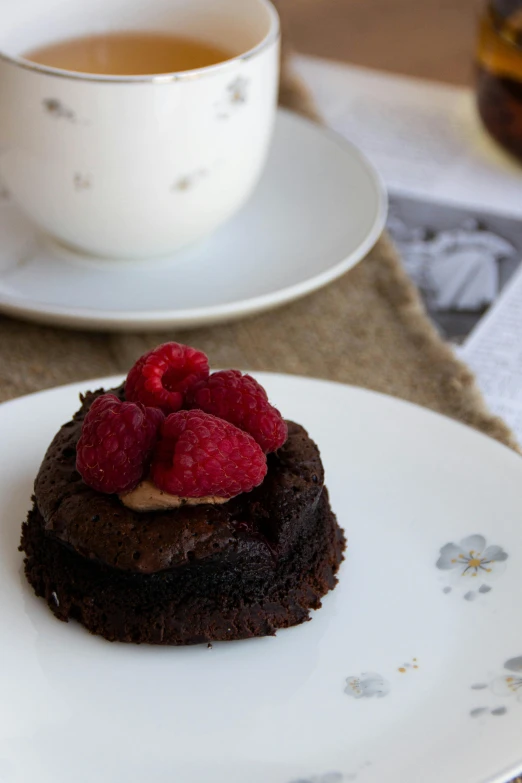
[21,490,345,644]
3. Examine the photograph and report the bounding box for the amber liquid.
[476,3,522,161]
[23,32,233,76]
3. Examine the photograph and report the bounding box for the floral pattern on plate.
[470,656,522,717]
[490,657,522,702]
[436,535,508,599]
[345,673,390,699]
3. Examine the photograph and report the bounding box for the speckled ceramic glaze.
[0,0,280,258]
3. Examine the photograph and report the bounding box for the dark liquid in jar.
[476,3,522,161]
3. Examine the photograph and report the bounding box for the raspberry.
[151,410,267,499]
[125,342,209,414]
[76,394,164,494]
[185,370,287,453]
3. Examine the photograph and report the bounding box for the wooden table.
[281,0,479,86]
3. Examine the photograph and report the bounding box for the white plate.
[2,373,521,783]
[0,110,386,332]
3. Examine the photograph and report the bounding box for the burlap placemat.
[0,58,517,455]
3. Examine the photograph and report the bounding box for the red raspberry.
[125,342,209,414]
[185,370,287,453]
[151,410,267,499]
[76,394,164,494]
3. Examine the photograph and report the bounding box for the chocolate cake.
[20,385,345,645]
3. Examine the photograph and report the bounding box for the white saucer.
[1,373,522,783]
[0,110,386,332]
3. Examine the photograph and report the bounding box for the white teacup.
[0,0,280,259]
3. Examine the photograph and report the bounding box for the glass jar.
[476,0,522,161]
